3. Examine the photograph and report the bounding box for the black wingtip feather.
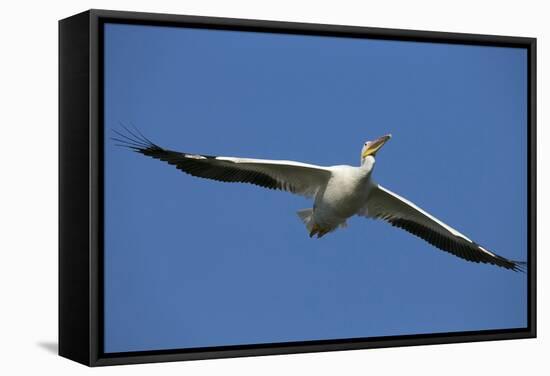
[110,126,290,192]
[386,217,526,273]
[111,125,162,155]
[511,261,528,273]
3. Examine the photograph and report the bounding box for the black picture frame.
[59,9,537,367]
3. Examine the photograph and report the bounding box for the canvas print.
[104,22,528,353]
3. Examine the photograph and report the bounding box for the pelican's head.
[361,134,392,163]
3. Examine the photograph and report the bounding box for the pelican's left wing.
[113,128,331,198]
[361,184,526,272]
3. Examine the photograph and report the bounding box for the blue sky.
[103,23,528,353]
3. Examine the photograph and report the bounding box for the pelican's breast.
[314,166,372,221]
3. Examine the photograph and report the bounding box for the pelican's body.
[308,160,375,237]
[114,128,526,272]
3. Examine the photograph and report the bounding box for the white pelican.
[113,127,526,272]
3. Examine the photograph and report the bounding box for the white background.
[0,0,547,374]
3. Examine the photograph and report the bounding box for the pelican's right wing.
[362,184,526,272]
[113,128,332,198]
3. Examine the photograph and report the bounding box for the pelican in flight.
[114,128,526,272]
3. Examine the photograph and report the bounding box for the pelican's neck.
[361,155,375,169]
[360,155,375,175]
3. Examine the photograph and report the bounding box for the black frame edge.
[93,330,534,366]
[87,8,536,46]
[59,8,536,367]
[528,38,537,339]
[59,10,93,366]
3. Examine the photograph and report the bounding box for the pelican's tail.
[297,209,347,238]
[297,208,322,238]
[297,208,314,233]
